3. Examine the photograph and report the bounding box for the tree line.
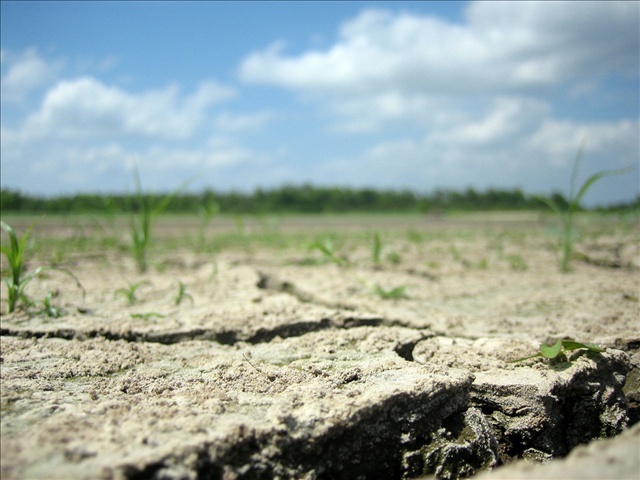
[0,185,637,214]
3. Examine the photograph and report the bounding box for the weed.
[1,221,84,313]
[114,280,152,305]
[373,284,409,300]
[535,147,632,272]
[174,281,194,306]
[511,339,604,363]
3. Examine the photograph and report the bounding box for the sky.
[1,1,639,206]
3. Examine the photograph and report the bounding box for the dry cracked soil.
[1,213,639,480]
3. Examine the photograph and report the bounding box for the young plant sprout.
[40,291,62,318]
[372,232,382,265]
[1,221,84,314]
[114,280,152,305]
[174,280,194,305]
[1,220,41,313]
[197,200,220,250]
[373,284,409,300]
[511,339,604,363]
[535,146,632,272]
[129,163,191,272]
[308,238,347,266]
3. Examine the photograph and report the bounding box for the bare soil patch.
[1,212,638,479]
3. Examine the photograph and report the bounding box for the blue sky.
[1,1,638,206]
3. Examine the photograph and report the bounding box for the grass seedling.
[373,284,409,300]
[129,164,190,272]
[535,146,632,272]
[372,232,382,265]
[1,221,85,314]
[510,339,604,363]
[1,220,41,313]
[174,281,194,306]
[114,280,152,305]
[198,200,220,250]
[39,291,62,318]
[371,232,401,265]
[308,238,347,266]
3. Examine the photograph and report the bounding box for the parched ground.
[1,212,639,479]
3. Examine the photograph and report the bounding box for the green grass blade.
[561,340,604,353]
[509,352,543,363]
[572,167,635,211]
[372,232,382,264]
[568,143,584,204]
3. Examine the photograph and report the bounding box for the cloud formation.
[240,2,638,95]
[1,48,62,102]
[22,77,235,140]
[1,55,264,193]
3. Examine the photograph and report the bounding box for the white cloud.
[240,2,637,96]
[1,135,269,194]
[22,77,236,140]
[316,106,638,198]
[0,66,278,194]
[528,118,639,167]
[239,1,638,136]
[1,48,62,102]
[428,97,550,148]
[465,1,638,78]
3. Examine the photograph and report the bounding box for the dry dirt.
[1,213,639,479]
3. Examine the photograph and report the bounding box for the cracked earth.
[1,213,639,479]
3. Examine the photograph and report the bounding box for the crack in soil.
[0,315,398,347]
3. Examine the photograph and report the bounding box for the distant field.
[1,209,633,238]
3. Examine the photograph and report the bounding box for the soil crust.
[1,213,638,479]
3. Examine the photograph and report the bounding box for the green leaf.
[539,339,563,359]
[561,340,604,353]
[572,169,628,212]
